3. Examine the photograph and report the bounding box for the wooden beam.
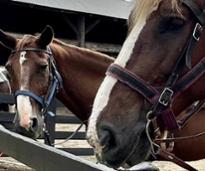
[85,19,101,35]
[62,14,79,35]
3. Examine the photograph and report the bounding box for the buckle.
[193,23,203,41]
[158,88,174,106]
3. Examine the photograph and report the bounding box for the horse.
[87,0,205,170]
[0,44,12,111]
[0,66,12,111]
[0,26,114,138]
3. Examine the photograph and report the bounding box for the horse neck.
[50,40,113,122]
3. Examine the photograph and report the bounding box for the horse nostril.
[98,123,117,152]
[30,117,38,130]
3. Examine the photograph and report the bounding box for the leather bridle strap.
[15,90,45,107]
[106,64,159,104]
[173,56,205,96]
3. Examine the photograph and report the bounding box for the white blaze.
[20,51,27,65]
[17,51,33,129]
[87,18,147,149]
[17,95,33,129]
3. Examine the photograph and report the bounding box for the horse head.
[87,0,205,168]
[0,26,57,138]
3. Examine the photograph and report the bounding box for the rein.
[106,0,205,170]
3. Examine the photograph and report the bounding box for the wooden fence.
[0,93,93,156]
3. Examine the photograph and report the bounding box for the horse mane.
[128,0,181,33]
[52,38,114,62]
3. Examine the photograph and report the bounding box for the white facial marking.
[87,22,146,150]
[87,5,159,153]
[17,51,33,129]
[87,76,117,150]
[20,51,27,65]
[17,95,33,129]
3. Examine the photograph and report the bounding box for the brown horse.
[0,26,114,138]
[0,66,11,111]
[87,0,205,169]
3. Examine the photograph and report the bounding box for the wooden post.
[77,15,86,47]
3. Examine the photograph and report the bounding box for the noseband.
[106,0,205,170]
[12,47,63,114]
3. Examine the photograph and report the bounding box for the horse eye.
[39,63,48,70]
[159,17,185,34]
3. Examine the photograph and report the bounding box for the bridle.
[106,0,205,170]
[11,47,63,143]
[12,47,63,113]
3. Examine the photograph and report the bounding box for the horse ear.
[0,42,12,65]
[38,25,54,48]
[0,29,17,50]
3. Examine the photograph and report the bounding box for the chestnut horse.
[87,0,205,170]
[0,26,114,138]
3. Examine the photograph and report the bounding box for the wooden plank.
[0,124,115,171]
[60,148,94,156]
[55,115,82,124]
[0,109,82,125]
[0,112,15,122]
[0,93,15,104]
[54,131,85,140]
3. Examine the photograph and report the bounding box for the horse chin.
[97,130,151,169]
[125,131,152,167]
[14,125,43,139]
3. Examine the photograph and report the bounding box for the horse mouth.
[96,136,138,168]
[97,130,151,169]
[14,120,43,139]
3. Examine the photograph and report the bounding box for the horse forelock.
[128,0,181,32]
